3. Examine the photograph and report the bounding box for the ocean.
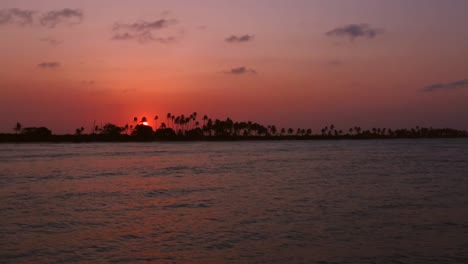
[1,140,468,263]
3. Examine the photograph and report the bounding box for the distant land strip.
[3,114,467,142]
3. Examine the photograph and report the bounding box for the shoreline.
[1,134,467,143]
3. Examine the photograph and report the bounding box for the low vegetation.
[2,113,467,142]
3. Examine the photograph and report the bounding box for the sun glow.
[142,122,149,126]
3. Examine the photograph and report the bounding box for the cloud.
[225,66,257,75]
[1,8,84,28]
[422,79,468,92]
[225,34,254,43]
[112,18,180,44]
[0,8,35,26]
[112,31,175,43]
[81,80,95,86]
[328,60,342,67]
[113,19,175,32]
[326,24,383,40]
[39,8,83,28]
[39,37,63,46]
[37,62,60,69]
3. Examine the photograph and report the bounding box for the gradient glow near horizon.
[1,0,467,134]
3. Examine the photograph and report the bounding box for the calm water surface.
[1,140,468,263]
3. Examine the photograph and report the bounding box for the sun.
[142,121,149,126]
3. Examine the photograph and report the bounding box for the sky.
[1,0,467,134]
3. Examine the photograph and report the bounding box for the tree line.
[2,113,467,142]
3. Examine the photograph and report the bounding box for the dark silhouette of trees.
[14,122,22,134]
[155,127,176,138]
[75,127,85,135]
[132,124,153,139]
[21,127,52,137]
[203,115,208,127]
[101,123,124,136]
[154,115,159,127]
[2,116,468,143]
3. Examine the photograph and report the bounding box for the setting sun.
[1,1,468,263]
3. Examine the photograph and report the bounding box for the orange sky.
[1,0,468,133]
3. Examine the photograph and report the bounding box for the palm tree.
[192,112,198,127]
[355,126,362,135]
[14,122,22,134]
[175,116,180,131]
[322,126,328,136]
[166,113,171,128]
[329,124,335,136]
[75,127,85,135]
[154,115,159,128]
[203,115,208,127]
[140,116,148,124]
[270,125,277,136]
[206,119,213,136]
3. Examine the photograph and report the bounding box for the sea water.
[1,140,468,263]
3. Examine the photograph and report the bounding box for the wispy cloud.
[422,79,468,92]
[0,8,83,28]
[328,60,342,67]
[225,34,254,43]
[112,31,176,43]
[224,66,257,75]
[39,8,83,28]
[37,62,60,69]
[326,24,383,40]
[112,18,179,44]
[0,8,35,26]
[39,37,63,46]
[81,80,95,86]
[113,19,175,32]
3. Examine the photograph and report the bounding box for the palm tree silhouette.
[154,115,159,128]
[75,127,85,135]
[14,122,22,134]
[203,115,208,127]
[166,113,171,128]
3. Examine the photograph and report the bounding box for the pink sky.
[1,0,467,134]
